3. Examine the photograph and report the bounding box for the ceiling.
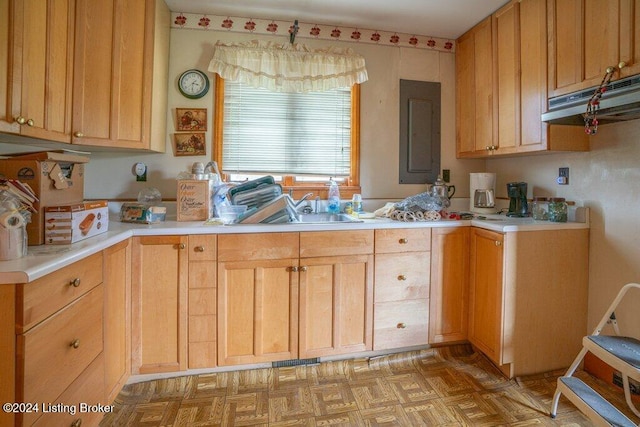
[163,0,509,40]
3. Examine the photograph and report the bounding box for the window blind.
[222,81,351,177]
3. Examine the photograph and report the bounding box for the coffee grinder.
[506,182,528,217]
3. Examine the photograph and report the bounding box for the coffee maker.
[469,173,496,214]
[506,182,528,217]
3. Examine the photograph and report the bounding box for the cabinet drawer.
[300,230,374,258]
[31,354,105,427]
[18,252,103,332]
[374,252,430,302]
[18,285,103,410]
[218,233,299,261]
[373,299,429,350]
[375,229,431,253]
[189,235,217,261]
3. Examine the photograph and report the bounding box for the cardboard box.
[44,201,109,245]
[0,151,88,245]
[177,180,214,221]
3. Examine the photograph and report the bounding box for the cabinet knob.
[396,322,406,329]
[299,266,308,272]
[399,238,408,244]
[74,131,84,138]
[289,266,299,272]
[194,246,205,252]
[69,278,81,287]
[70,339,80,349]
[495,241,502,246]
[397,274,406,281]
[178,243,186,249]
[15,116,33,126]
[71,419,82,427]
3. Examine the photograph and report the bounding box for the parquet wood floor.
[101,345,639,426]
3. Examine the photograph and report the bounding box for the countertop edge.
[0,216,588,284]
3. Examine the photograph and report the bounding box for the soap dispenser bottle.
[327,179,341,214]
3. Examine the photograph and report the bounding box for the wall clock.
[178,69,210,99]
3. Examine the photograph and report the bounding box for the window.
[214,76,360,196]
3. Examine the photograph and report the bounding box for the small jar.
[548,197,568,222]
[531,197,548,221]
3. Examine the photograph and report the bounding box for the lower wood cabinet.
[429,227,470,344]
[188,235,217,369]
[131,235,188,374]
[299,253,374,358]
[103,239,131,403]
[217,233,299,366]
[373,229,430,351]
[468,227,589,377]
[468,228,504,364]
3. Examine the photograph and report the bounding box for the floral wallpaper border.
[171,13,455,53]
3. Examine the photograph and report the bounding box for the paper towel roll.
[0,211,25,229]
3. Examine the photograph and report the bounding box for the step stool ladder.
[550,282,640,426]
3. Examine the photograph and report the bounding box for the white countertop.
[0,210,589,284]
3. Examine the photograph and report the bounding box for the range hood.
[541,74,640,125]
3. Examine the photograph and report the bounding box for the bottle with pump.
[327,179,341,214]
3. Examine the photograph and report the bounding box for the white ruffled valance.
[208,40,368,93]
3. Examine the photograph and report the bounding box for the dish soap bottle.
[327,179,341,214]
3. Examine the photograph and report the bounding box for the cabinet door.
[2,0,73,141]
[72,0,167,150]
[468,228,504,365]
[103,239,130,403]
[217,258,299,366]
[131,235,188,374]
[456,16,494,158]
[549,0,629,96]
[429,227,470,344]
[299,254,373,358]
[494,1,519,152]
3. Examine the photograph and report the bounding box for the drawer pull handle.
[74,131,84,138]
[299,266,308,272]
[194,246,205,252]
[69,278,81,287]
[71,419,83,427]
[397,322,406,329]
[178,243,186,250]
[495,241,502,246]
[289,266,298,272]
[397,275,406,281]
[399,238,408,244]
[70,339,80,349]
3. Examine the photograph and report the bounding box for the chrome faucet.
[293,192,314,211]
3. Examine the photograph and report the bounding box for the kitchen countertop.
[0,209,589,284]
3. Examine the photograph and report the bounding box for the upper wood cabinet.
[0,0,169,150]
[0,0,74,142]
[72,0,169,150]
[548,0,640,98]
[456,16,494,157]
[456,0,588,158]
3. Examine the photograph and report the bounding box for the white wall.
[76,27,483,202]
[487,120,640,336]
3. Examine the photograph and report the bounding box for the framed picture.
[176,108,207,131]
[174,133,206,156]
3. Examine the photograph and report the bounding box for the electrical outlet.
[557,167,569,185]
[442,169,450,183]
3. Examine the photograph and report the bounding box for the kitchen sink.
[294,213,363,223]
